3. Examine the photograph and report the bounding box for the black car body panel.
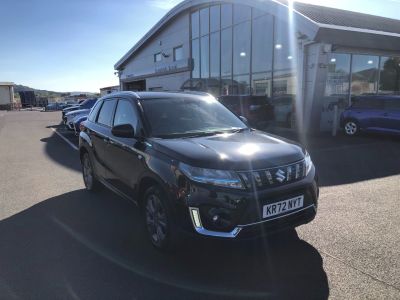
[79,92,318,241]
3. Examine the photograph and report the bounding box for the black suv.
[79,92,318,250]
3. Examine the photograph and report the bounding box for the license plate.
[262,195,304,219]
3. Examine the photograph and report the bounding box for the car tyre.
[343,119,359,136]
[82,152,101,191]
[143,186,180,251]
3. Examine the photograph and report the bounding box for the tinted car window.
[384,99,400,111]
[88,100,102,122]
[97,99,117,126]
[352,98,382,109]
[140,97,246,138]
[113,100,139,130]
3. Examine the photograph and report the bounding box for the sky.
[0,0,399,93]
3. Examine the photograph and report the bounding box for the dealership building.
[114,0,400,132]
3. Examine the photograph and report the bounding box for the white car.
[64,109,90,131]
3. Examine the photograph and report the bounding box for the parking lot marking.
[51,128,79,151]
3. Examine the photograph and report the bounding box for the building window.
[233,21,251,76]
[200,7,209,36]
[154,53,162,63]
[325,53,351,98]
[192,39,200,79]
[210,5,220,32]
[351,55,379,96]
[200,35,209,78]
[174,46,183,61]
[379,56,400,94]
[221,27,232,77]
[252,72,272,96]
[191,11,199,38]
[210,32,220,78]
[252,14,273,74]
[221,4,232,28]
[233,74,250,95]
[233,4,251,24]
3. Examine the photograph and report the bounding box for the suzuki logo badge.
[275,169,286,183]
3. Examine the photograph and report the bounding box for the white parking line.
[51,128,79,151]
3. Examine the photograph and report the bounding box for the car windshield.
[140,96,247,138]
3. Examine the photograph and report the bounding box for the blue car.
[340,96,400,136]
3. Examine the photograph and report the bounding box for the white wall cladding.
[146,71,191,91]
[121,13,190,81]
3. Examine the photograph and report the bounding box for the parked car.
[72,114,88,135]
[218,95,274,129]
[62,98,97,120]
[64,109,90,131]
[45,103,61,111]
[79,92,318,250]
[340,95,400,136]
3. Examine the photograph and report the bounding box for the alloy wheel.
[344,121,357,136]
[145,194,168,246]
[82,154,93,189]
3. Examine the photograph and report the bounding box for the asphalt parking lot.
[0,110,399,300]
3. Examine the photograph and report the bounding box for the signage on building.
[121,59,192,81]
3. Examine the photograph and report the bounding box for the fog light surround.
[190,207,202,228]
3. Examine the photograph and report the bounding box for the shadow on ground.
[42,124,81,172]
[0,189,329,300]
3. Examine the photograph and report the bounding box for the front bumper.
[178,168,319,239]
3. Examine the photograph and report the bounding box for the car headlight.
[305,151,313,176]
[179,163,244,189]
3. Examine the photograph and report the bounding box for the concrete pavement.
[0,110,399,299]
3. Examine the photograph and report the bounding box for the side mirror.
[239,116,249,125]
[111,124,135,138]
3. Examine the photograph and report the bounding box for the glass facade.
[190,3,400,131]
[189,3,298,129]
[325,53,400,101]
[351,55,379,96]
[379,56,400,94]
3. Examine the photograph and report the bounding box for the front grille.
[237,160,306,189]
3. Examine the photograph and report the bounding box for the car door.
[104,97,144,198]
[352,97,384,130]
[90,98,117,178]
[383,98,400,132]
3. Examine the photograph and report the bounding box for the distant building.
[0,82,15,110]
[100,85,120,96]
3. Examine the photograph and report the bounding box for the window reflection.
[321,53,351,131]
[191,39,200,79]
[210,32,220,78]
[221,28,232,77]
[210,6,220,32]
[200,8,209,36]
[351,55,379,95]
[221,4,232,28]
[191,11,199,39]
[233,21,251,75]
[233,4,251,24]
[200,36,209,78]
[252,14,273,74]
[379,57,400,94]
